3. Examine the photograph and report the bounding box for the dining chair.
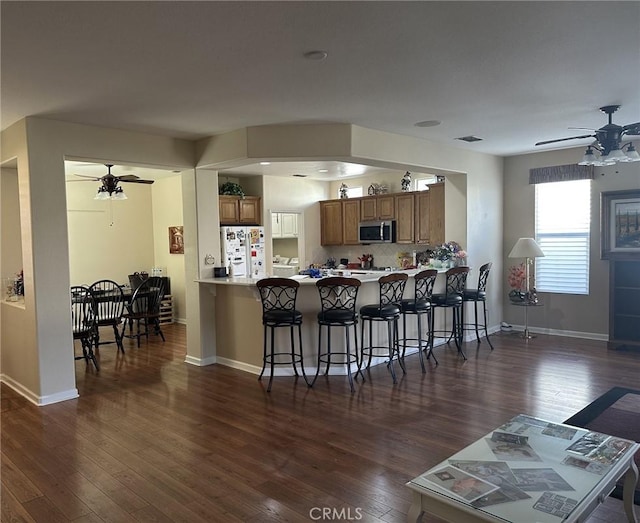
[122,276,166,347]
[88,279,126,353]
[70,286,100,370]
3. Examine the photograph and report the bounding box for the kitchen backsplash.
[324,243,434,268]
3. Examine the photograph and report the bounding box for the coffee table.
[406,414,639,522]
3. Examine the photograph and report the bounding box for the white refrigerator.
[221,226,266,279]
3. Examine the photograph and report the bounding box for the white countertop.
[197,267,449,286]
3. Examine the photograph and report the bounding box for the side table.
[510,301,543,339]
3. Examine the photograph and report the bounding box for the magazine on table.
[420,465,499,503]
[566,432,633,466]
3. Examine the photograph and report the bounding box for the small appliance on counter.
[214,267,228,278]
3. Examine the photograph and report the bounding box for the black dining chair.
[71,286,100,370]
[122,276,166,347]
[88,279,126,353]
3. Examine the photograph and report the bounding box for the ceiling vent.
[456,135,483,143]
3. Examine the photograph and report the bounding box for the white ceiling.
[3,1,640,180]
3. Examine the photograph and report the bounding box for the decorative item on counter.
[326,257,337,269]
[433,241,467,268]
[401,171,412,192]
[219,181,245,198]
[358,253,373,270]
[397,252,412,269]
[377,184,389,194]
[339,183,348,199]
[367,183,378,196]
[436,175,445,183]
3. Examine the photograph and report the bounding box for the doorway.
[270,210,303,277]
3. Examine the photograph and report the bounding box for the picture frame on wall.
[601,189,640,259]
[169,226,184,254]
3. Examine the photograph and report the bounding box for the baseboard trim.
[184,355,217,366]
[0,374,79,406]
[507,325,608,341]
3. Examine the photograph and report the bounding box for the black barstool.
[401,269,438,372]
[256,278,309,392]
[430,267,470,360]
[313,277,361,392]
[462,262,494,350]
[359,273,408,384]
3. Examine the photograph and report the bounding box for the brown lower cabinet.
[319,183,445,246]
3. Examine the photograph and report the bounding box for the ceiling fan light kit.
[535,105,640,166]
[72,163,153,200]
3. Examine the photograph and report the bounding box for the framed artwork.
[169,226,184,254]
[601,189,640,259]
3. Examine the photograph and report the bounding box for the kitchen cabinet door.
[238,196,261,224]
[415,183,445,245]
[395,193,415,244]
[219,196,240,224]
[280,213,298,237]
[342,199,361,245]
[360,195,395,221]
[320,200,343,245]
[219,196,262,225]
[271,212,282,238]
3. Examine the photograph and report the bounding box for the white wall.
[66,178,155,285]
[503,145,640,338]
[152,176,186,322]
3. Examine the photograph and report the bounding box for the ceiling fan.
[535,105,640,166]
[70,163,154,200]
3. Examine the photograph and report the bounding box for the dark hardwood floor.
[2,324,638,522]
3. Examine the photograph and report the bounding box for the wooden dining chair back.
[70,286,99,370]
[88,279,126,353]
[122,276,166,347]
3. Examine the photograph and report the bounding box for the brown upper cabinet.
[319,183,445,246]
[415,183,445,245]
[319,200,344,245]
[219,195,262,225]
[360,195,395,221]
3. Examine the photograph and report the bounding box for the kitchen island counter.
[198,268,453,379]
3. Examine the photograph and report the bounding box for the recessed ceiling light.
[259,162,271,166]
[456,135,483,143]
[304,50,328,61]
[414,120,441,128]
[318,169,329,173]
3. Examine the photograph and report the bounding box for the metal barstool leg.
[345,326,355,393]
[289,325,299,377]
[483,301,494,350]
[395,319,406,375]
[386,320,398,383]
[453,307,467,360]
[474,300,481,342]
[416,312,426,373]
[267,325,276,392]
[426,309,438,365]
[297,323,311,386]
[258,324,267,381]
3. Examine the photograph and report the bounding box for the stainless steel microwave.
[358,220,396,243]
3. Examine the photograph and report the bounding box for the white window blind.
[534,179,591,295]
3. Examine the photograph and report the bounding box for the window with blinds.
[534,179,591,295]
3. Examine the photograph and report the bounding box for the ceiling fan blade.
[568,127,596,131]
[118,178,154,184]
[72,173,101,180]
[535,134,595,146]
[116,174,141,182]
[622,122,640,135]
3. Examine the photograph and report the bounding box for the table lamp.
[508,237,545,338]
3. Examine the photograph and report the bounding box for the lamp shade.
[508,237,545,259]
